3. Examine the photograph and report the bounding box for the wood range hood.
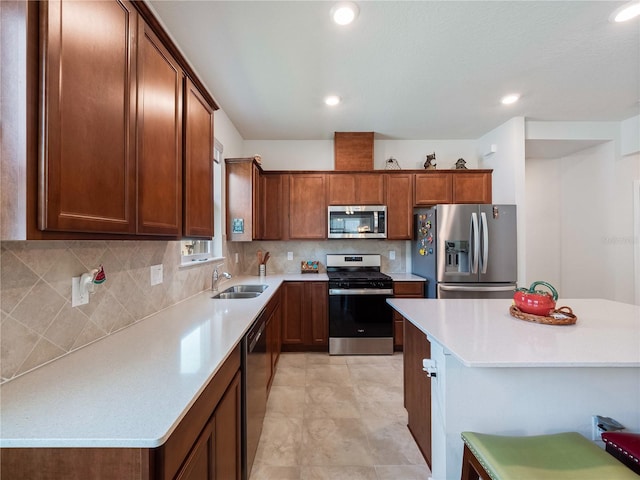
[334,132,374,171]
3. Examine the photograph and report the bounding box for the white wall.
[476,117,527,286]
[524,120,640,304]
[243,139,479,170]
[243,140,334,170]
[374,140,478,170]
[525,157,562,289]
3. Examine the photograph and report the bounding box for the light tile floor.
[249,352,431,480]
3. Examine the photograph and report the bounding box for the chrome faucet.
[212,267,232,292]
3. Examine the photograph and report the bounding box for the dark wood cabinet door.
[214,372,241,480]
[392,282,425,349]
[282,282,304,345]
[184,78,214,238]
[452,172,492,204]
[259,173,283,240]
[137,19,183,236]
[306,282,328,347]
[39,0,137,234]
[175,418,214,480]
[281,282,327,349]
[386,174,414,239]
[357,174,385,204]
[414,173,452,206]
[288,174,326,239]
[404,318,432,468]
[327,174,385,205]
[327,174,356,205]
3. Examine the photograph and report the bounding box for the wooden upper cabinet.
[386,174,413,240]
[183,78,214,238]
[258,173,284,240]
[327,173,385,205]
[225,158,256,241]
[136,19,183,236]
[288,174,326,239]
[414,173,452,206]
[39,0,138,234]
[452,172,492,204]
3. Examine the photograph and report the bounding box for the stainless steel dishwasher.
[242,309,268,480]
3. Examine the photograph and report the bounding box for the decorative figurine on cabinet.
[455,158,467,169]
[423,152,436,170]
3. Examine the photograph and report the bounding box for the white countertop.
[387,273,426,282]
[0,274,326,449]
[388,298,640,367]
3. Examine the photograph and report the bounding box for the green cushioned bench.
[461,431,639,480]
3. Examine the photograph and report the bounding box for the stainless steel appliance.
[327,254,394,354]
[242,310,267,480]
[328,206,387,239]
[411,204,517,299]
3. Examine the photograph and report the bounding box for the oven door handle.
[329,288,394,296]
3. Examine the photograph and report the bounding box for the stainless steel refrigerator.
[411,204,517,299]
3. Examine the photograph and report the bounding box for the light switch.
[150,264,163,285]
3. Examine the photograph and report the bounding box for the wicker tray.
[509,305,577,326]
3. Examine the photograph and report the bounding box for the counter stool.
[460,431,639,480]
[601,431,640,475]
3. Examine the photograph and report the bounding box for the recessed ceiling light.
[610,1,640,22]
[324,95,341,106]
[501,93,520,105]
[331,2,359,25]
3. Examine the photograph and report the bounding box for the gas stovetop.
[327,270,392,282]
[326,254,392,288]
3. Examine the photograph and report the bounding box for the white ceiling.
[148,1,640,141]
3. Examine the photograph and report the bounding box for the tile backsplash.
[0,240,217,383]
[239,240,408,276]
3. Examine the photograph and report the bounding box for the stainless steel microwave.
[328,206,387,239]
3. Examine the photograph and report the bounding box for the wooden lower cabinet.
[281,281,328,351]
[266,290,282,392]
[169,369,241,480]
[393,282,425,349]
[403,318,432,469]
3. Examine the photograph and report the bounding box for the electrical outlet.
[287,252,293,260]
[235,253,239,263]
[71,276,89,307]
[389,250,396,260]
[150,264,163,286]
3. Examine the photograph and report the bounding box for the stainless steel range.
[326,254,394,355]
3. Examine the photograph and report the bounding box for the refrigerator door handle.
[470,212,479,274]
[480,211,489,274]
[439,285,516,292]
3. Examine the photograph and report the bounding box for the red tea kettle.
[513,281,558,316]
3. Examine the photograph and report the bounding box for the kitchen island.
[388,297,640,480]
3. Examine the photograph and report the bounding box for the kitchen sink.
[211,284,268,299]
